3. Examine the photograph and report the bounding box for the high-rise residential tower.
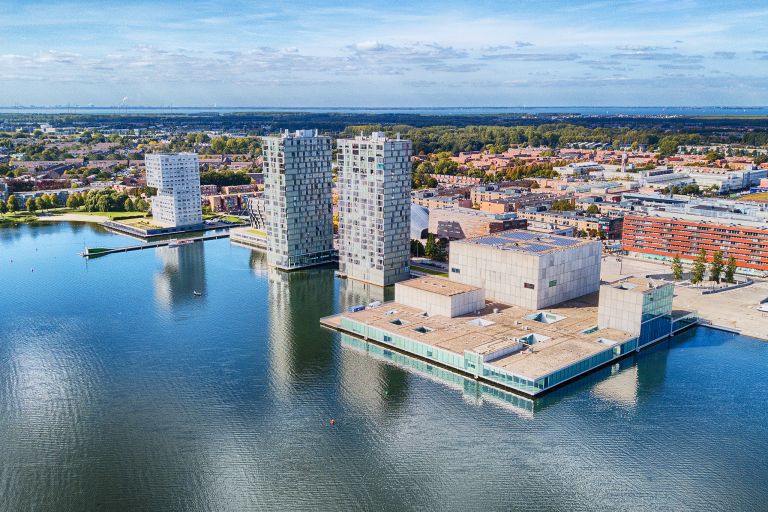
[262,129,335,270]
[145,152,202,228]
[337,132,412,286]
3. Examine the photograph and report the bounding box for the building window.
[524,283,535,290]
[549,280,557,287]
[451,267,460,273]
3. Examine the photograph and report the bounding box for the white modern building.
[448,230,602,310]
[145,153,203,228]
[337,132,412,286]
[395,276,485,318]
[262,129,335,270]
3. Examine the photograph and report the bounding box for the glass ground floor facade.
[337,310,698,396]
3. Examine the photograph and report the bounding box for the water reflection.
[339,330,675,417]
[248,249,267,277]
[267,267,336,394]
[153,242,207,308]
[335,278,393,310]
[340,334,536,416]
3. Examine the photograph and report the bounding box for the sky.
[0,0,767,107]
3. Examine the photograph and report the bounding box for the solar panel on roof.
[475,237,509,246]
[518,243,554,253]
[547,237,580,247]
[500,231,538,240]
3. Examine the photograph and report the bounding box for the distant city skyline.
[1,0,767,107]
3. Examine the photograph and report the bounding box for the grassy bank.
[411,265,449,277]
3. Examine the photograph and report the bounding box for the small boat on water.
[168,239,194,248]
[193,290,203,297]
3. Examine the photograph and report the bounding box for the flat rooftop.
[452,229,596,255]
[606,276,669,294]
[332,292,632,381]
[396,276,481,297]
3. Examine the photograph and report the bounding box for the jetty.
[80,233,229,258]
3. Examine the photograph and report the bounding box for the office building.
[337,132,412,286]
[145,153,203,227]
[262,129,335,270]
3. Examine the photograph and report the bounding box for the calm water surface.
[1,223,767,511]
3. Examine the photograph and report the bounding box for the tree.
[35,197,46,211]
[425,233,437,259]
[657,136,680,158]
[585,204,600,215]
[26,197,37,213]
[0,200,6,214]
[47,194,58,209]
[671,255,683,281]
[124,198,135,211]
[66,193,82,208]
[410,239,425,257]
[724,256,738,284]
[6,195,17,212]
[433,238,448,262]
[690,249,707,284]
[550,199,575,211]
[709,250,724,283]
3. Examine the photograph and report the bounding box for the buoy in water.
[330,418,335,426]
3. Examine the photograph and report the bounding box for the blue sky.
[1,0,767,106]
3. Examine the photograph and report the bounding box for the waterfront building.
[598,278,675,347]
[337,132,412,286]
[145,153,203,228]
[321,275,696,397]
[448,230,602,310]
[262,129,334,270]
[247,196,266,231]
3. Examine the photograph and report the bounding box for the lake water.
[2,106,768,116]
[1,222,767,511]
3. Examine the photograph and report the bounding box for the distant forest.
[2,112,767,154]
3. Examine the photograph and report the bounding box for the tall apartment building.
[262,129,334,270]
[145,153,203,227]
[337,132,412,286]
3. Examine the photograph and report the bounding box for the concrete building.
[448,230,602,310]
[598,278,675,347]
[686,167,767,193]
[247,195,266,231]
[395,277,485,318]
[145,153,203,228]
[337,132,412,286]
[323,274,695,397]
[262,129,335,270]
[518,209,624,239]
[429,206,527,240]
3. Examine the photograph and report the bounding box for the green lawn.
[740,192,768,202]
[220,215,246,224]
[245,228,266,236]
[411,265,449,277]
[0,212,40,224]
